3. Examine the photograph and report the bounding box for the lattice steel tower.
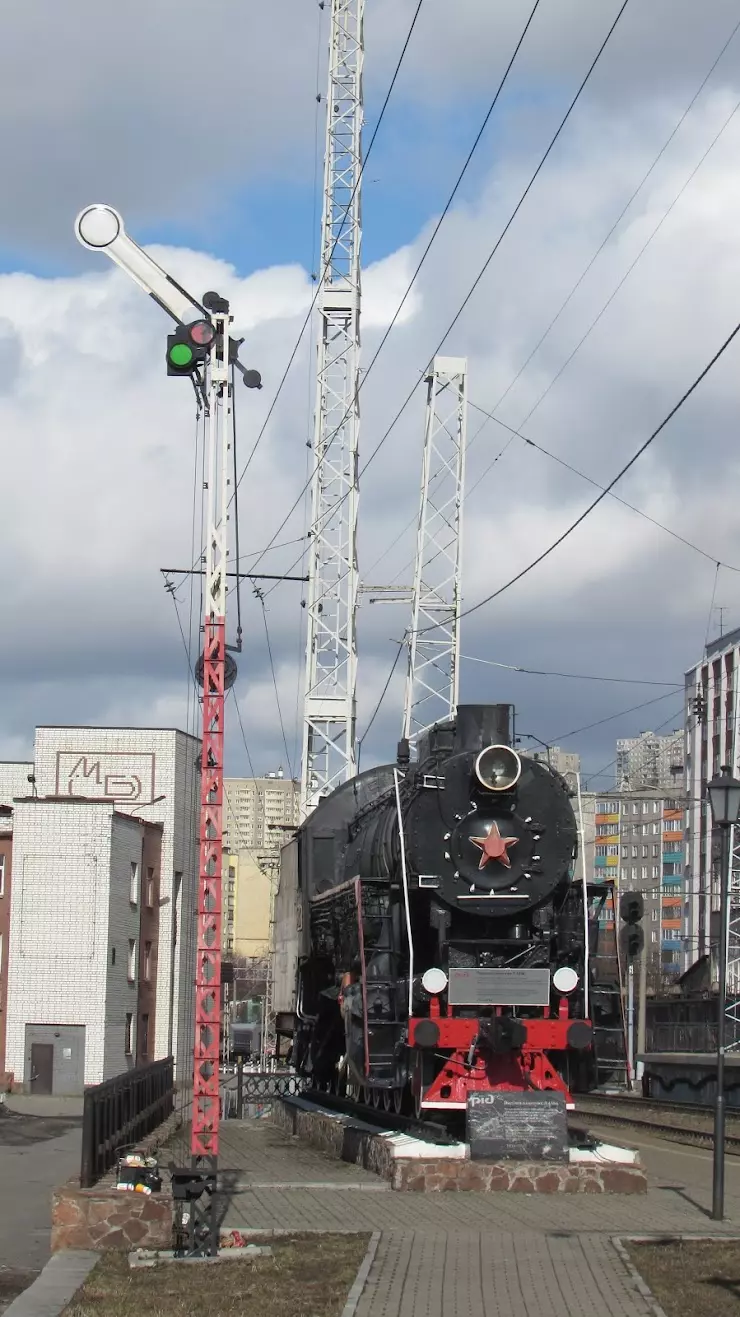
[402,357,468,753]
[301,0,364,819]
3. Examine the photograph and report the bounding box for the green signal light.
[169,342,194,368]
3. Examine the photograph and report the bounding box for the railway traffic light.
[166,319,218,376]
[619,890,644,960]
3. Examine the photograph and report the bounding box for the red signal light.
[189,319,216,347]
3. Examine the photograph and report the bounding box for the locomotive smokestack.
[455,704,512,752]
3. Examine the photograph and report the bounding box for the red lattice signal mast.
[75,207,260,1254]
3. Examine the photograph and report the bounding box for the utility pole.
[75,205,260,1257]
[402,357,467,754]
[301,0,364,820]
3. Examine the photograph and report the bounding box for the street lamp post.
[707,765,740,1221]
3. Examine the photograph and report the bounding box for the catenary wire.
[252,0,547,581]
[555,692,684,752]
[469,13,740,437]
[433,314,740,630]
[259,0,632,589]
[257,592,295,781]
[463,89,740,489]
[233,0,427,494]
[356,638,407,766]
[466,408,740,573]
[459,655,679,686]
[367,72,740,588]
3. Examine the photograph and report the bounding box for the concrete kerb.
[2,1251,98,1317]
[611,1235,740,1317]
[2,1232,380,1316]
[341,1232,380,1317]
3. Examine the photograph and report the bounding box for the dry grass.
[626,1239,740,1317]
[62,1234,370,1317]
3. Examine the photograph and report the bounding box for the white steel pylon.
[301,0,364,819]
[402,357,468,753]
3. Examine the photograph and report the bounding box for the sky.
[3,0,740,786]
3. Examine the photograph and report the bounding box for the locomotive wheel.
[372,1087,381,1109]
[392,1088,404,1115]
[382,1088,392,1113]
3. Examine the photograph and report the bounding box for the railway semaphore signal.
[75,203,260,1257]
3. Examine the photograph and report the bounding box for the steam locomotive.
[273,704,597,1118]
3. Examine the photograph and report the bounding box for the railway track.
[573,1092,740,1151]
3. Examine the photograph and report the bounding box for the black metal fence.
[80,1057,175,1188]
[228,1067,306,1117]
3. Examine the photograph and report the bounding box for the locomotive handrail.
[394,766,415,1015]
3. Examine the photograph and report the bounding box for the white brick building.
[3,726,199,1091]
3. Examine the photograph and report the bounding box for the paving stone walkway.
[354,1233,654,1317]
[203,1118,740,1315]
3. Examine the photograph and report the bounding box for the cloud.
[2,0,740,268]
[3,36,740,784]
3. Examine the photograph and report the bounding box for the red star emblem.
[470,822,518,870]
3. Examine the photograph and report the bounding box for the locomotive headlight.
[475,744,522,792]
[421,967,448,996]
[552,966,579,994]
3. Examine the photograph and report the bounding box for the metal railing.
[80,1056,174,1188]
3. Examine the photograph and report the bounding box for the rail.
[80,1056,175,1187]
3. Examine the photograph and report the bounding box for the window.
[144,942,152,981]
[632,845,638,859]
[653,844,660,857]
[653,823,660,835]
[633,803,639,815]
[0,853,4,898]
[111,946,116,966]
[642,845,648,858]
[653,801,660,814]
[651,909,658,921]
[651,931,658,944]
[146,868,155,908]
[641,866,648,881]
[127,939,136,981]
[607,844,619,857]
[621,846,629,858]
[652,865,660,879]
[130,861,138,905]
[140,1014,149,1058]
[125,1013,133,1055]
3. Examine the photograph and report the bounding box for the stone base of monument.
[273,1098,647,1193]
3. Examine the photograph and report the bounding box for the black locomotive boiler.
[273,704,595,1117]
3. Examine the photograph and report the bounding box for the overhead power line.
[434,314,740,630]
[466,404,740,572]
[551,687,684,744]
[472,11,740,432]
[460,655,679,686]
[251,0,548,578]
[582,704,686,787]
[466,88,740,482]
[259,0,631,587]
[233,0,427,495]
[369,33,740,588]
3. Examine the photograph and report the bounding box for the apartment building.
[222,771,299,958]
[685,627,740,986]
[520,745,580,792]
[579,788,687,977]
[616,730,684,791]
